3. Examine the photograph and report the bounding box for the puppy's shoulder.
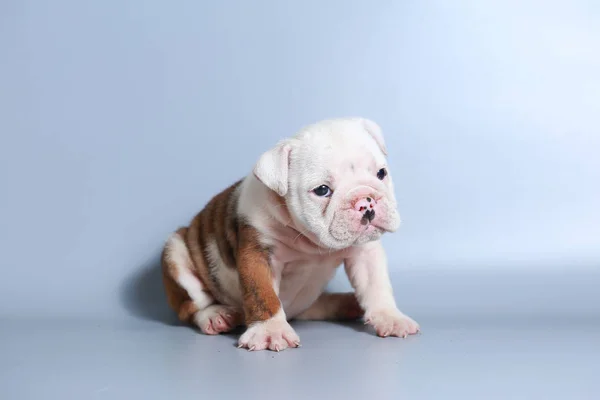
[236,175,274,225]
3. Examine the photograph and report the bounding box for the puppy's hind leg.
[162,228,241,334]
[194,304,243,335]
[295,292,364,321]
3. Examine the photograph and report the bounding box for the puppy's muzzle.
[354,196,376,224]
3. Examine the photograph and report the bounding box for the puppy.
[161,117,419,351]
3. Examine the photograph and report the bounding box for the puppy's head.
[254,118,400,250]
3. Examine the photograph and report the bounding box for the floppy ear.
[253,140,292,196]
[361,118,387,156]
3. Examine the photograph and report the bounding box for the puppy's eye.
[377,168,387,180]
[312,185,332,197]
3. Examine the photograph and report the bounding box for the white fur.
[166,233,213,310]
[238,308,300,351]
[273,257,339,318]
[361,118,388,155]
[236,117,418,341]
[345,240,420,336]
[253,141,291,196]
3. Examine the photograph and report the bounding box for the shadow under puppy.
[162,117,420,351]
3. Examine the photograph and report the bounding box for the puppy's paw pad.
[201,321,218,335]
[238,318,300,352]
[365,309,420,338]
[194,305,241,335]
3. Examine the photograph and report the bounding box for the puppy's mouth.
[359,210,394,233]
[360,209,376,226]
[328,219,385,247]
[358,222,384,237]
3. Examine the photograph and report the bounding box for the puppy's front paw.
[365,309,420,338]
[238,317,301,352]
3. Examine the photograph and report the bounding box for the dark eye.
[377,168,387,180]
[312,185,332,197]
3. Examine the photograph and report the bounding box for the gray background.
[1,1,599,399]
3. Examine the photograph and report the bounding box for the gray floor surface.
[2,317,599,399]
[2,269,599,399]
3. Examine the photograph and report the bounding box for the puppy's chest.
[273,255,343,317]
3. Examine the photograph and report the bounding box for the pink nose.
[354,197,376,212]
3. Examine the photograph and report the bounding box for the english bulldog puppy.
[161,117,419,351]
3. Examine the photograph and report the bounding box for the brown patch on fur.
[162,180,241,321]
[212,182,240,269]
[295,292,364,321]
[186,181,241,303]
[237,223,281,325]
[177,300,199,322]
[161,180,281,327]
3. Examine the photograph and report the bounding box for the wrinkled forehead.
[291,128,386,178]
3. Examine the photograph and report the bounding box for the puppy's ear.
[361,118,387,156]
[253,140,292,196]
